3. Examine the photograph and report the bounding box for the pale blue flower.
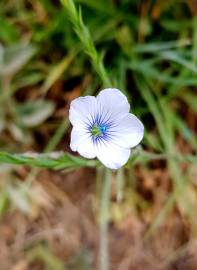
[69,88,144,169]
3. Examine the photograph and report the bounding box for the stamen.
[91,124,108,137]
[91,125,101,136]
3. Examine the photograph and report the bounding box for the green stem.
[193,16,197,67]
[116,168,124,202]
[61,0,111,87]
[44,118,69,153]
[0,150,196,169]
[0,151,97,170]
[99,168,111,270]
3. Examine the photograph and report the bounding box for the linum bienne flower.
[69,88,144,170]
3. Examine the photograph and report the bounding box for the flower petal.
[70,128,96,159]
[96,88,130,122]
[69,96,97,127]
[95,141,131,170]
[108,113,144,149]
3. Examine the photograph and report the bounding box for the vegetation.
[0,0,196,269]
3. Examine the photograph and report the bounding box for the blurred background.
[0,0,197,269]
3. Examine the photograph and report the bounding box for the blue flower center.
[91,124,108,137]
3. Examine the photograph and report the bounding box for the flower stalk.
[0,150,196,169]
[61,0,111,87]
[99,168,111,270]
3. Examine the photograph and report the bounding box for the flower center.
[91,124,107,137]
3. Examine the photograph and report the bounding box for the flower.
[69,88,144,169]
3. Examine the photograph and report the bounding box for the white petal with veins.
[69,96,97,127]
[70,128,96,159]
[96,88,130,121]
[109,113,144,148]
[96,140,131,170]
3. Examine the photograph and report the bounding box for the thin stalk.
[0,151,97,169]
[61,0,111,87]
[44,118,69,153]
[0,150,196,168]
[192,16,197,67]
[116,168,125,202]
[99,168,111,270]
